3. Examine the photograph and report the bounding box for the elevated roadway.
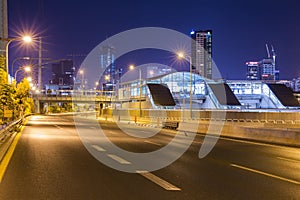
[0,115,299,199]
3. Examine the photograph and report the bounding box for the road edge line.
[231,163,300,185]
[0,120,27,184]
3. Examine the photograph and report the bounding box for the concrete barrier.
[177,121,300,147]
[99,109,300,147]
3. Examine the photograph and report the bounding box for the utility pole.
[38,37,42,90]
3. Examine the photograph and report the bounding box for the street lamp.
[94,81,99,90]
[12,56,30,77]
[177,52,193,119]
[26,76,32,82]
[14,65,31,82]
[129,65,142,117]
[0,35,32,82]
[79,69,84,89]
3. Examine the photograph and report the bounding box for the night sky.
[7,0,300,82]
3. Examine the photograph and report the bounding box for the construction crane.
[265,44,271,58]
[271,45,276,66]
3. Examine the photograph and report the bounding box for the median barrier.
[177,120,300,147]
[96,109,300,146]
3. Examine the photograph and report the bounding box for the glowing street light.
[94,81,99,90]
[79,69,85,89]
[129,65,142,117]
[23,36,32,43]
[12,56,31,76]
[14,65,31,82]
[26,76,32,82]
[0,35,32,82]
[177,51,193,119]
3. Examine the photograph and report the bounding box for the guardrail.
[0,118,26,162]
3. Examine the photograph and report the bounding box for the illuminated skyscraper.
[100,46,116,90]
[246,45,279,81]
[191,30,212,79]
[246,62,260,80]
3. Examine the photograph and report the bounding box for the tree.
[15,78,32,118]
[0,55,7,84]
[0,81,15,122]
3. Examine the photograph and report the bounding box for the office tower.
[191,30,212,79]
[246,61,260,80]
[246,45,279,81]
[259,58,276,80]
[100,46,115,81]
[51,59,75,86]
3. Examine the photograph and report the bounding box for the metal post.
[12,57,30,79]
[38,37,42,91]
[4,39,15,83]
[189,56,193,119]
[5,40,9,81]
[139,68,142,118]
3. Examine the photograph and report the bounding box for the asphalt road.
[0,115,299,200]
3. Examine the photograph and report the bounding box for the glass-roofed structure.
[118,72,299,110]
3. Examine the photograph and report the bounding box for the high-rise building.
[100,46,115,81]
[246,62,260,80]
[51,59,75,86]
[100,46,116,91]
[191,30,212,79]
[246,45,279,81]
[259,58,276,80]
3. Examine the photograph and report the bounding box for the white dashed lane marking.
[91,145,106,152]
[137,171,181,191]
[107,154,131,164]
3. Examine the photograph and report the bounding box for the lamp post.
[129,65,142,117]
[38,37,43,91]
[94,81,99,90]
[79,69,84,89]
[12,56,30,77]
[14,65,31,82]
[0,36,32,83]
[177,52,193,119]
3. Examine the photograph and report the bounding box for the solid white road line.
[137,171,181,191]
[277,157,300,163]
[107,154,131,164]
[144,140,162,146]
[91,145,106,152]
[207,135,297,149]
[231,163,300,185]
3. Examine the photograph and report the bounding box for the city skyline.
[7,0,300,80]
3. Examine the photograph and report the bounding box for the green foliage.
[48,103,62,113]
[0,68,7,84]
[0,77,34,124]
[48,102,75,113]
[14,78,33,118]
[0,55,5,71]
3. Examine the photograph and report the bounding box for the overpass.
[31,90,117,113]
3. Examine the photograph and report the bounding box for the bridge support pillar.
[34,100,44,114]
